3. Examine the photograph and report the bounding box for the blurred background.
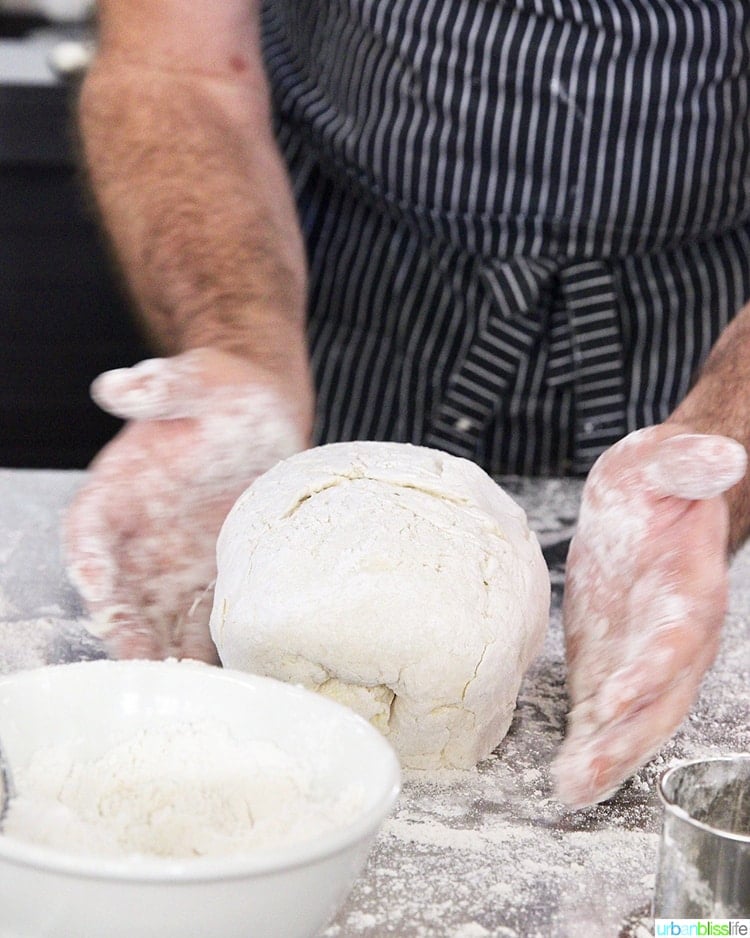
[1,0,149,468]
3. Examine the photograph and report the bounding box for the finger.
[171,586,220,664]
[597,583,724,727]
[564,478,728,670]
[65,478,167,656]
[64,526,168,660]
[554,665,702,808]
[94,608,167,660]
[556,592,720,809]
[91,355,209,421]
[63,484,118,604]
[644,433,747,500]
[595,629,718,732]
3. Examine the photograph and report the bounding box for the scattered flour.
[0,618,103,675]
[4,719,364,859]
[0,618,66,674]
[322,526,749,937]
[452,924,491,937]
[0,587,18,621]
[2,473,747,936]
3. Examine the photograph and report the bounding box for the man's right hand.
[64,347,311,663]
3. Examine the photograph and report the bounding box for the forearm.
[668,300,750,551]
[77,2,307,383]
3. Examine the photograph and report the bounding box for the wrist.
[172,342,315,445]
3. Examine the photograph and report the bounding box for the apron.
[262,0,750,475]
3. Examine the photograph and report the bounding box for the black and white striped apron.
[261,0,750,476]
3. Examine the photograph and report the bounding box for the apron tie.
[428,257,627,472]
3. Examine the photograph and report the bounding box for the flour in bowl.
[3,719,365,858]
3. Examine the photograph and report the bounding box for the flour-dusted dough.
[210,442,550,769]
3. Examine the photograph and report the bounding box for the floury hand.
[554,426,746,808]
[65,348,310,661]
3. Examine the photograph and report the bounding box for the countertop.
[0,469,748,938]
[0,22,89,163]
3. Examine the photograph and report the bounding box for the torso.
[264,0,750,259]
[261,1,750,476]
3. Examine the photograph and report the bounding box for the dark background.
[1,13,149,468]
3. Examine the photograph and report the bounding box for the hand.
[553,425,747,808]
[64,348,311,662]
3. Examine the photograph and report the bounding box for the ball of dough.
[210,442,550,769]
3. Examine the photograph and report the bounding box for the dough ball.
[210,442,550,769]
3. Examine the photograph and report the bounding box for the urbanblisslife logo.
[654,922,750,936]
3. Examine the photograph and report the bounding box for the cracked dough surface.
[210,442,550,769]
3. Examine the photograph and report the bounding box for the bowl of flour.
[0,658,400,938]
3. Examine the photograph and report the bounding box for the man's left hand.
[553,425,746,808]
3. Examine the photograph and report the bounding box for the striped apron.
[262,0,750,476]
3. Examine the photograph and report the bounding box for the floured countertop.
[0,469,748,937]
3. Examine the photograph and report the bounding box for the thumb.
[91,354,210,421]
[644,433,747,500]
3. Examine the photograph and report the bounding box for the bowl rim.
[0,659,401,882]
[657,754,750,845]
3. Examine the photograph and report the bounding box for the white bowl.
[0,659,400,938]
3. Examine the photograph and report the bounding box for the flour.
[0,618,102,675]
[325,715,663,938]
[2,470,747,936]
[452,924,491,937]
[3,719,364,859]
[0,588,17,620]
[321,554,750,938]
[0,620,49,673]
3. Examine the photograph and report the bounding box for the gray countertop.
[0,23,92,164]
[0,469,748,938]
[0,28,66,85]
[0,20,90,86]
